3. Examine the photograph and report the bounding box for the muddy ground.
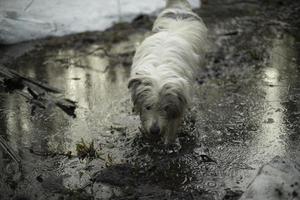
[0,0,300,200]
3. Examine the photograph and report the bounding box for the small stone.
[264,118,274,123]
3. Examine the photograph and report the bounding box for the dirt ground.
[0,0,300,199]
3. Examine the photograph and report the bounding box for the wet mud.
[0,0,300,200]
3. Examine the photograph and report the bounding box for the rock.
[240,156,300,200]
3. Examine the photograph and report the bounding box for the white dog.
[128,0,208,144]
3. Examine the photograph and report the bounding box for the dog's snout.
[150,123,160,135]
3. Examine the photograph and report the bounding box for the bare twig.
[24,0,34,11]
[0,135,21,164]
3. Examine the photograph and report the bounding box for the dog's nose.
[150,124,160,135]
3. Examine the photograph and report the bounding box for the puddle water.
[1,33,146,155]
[0,33,145,199]
[188,21,300,198]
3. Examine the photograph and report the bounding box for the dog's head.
[128,75,189,141]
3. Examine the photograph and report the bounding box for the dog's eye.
[145,106,152,110]
[163,106,169,112]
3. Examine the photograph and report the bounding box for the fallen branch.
[0,65,61,93]
[0,65,77,117]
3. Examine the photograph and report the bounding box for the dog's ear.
[128,77,142,113]
[128,76,155,114]
[161,85,187,119]
[128,77,141,89]
[163,94,186,119]
[175,89,188,106]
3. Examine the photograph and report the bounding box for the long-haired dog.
[128,0,208,145]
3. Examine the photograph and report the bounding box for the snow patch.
[0,0,200,44]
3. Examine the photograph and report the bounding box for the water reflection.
[250,34,297,163]
[260,66,285,156]
[49,48,133,154]
[0,37,142,156]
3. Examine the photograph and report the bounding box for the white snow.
[240,156,300,200]
[0,0,200,44]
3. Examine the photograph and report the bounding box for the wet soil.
[0,0,300,200]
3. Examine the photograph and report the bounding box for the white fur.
[128,0,208,144]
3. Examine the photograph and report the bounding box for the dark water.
[0,1,300,200]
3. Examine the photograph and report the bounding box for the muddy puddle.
[0,1,300,200]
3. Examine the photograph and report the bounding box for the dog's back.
[152,0,208,55]
[131,0,207,81]
[165,0,192,8]
[131,0,208,79]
